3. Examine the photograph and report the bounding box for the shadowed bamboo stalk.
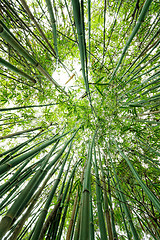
[30,129,80,240]
[45,0,58,59]
[56,179,77,240]
[0,160,29,196]
[0,128,78,238]
[94,146,108,239]
[111,174,132,239]
[8,165,60,240]
[71,0,89,94]
[89,181,95,240]
[107,171,118,240]
[98,152,113,240]
[0,126,42,140]
[110,0,153,82]
[73,200,82,240]
[0,144,57,239]
[50,161,79,239]
[113,140,160,213]
[66,166,85,240]
[0,57,36,83]
[0,129,71,176]
[0,23,67,94]
[79,133,95,240]
[37,156,72,240]
[107,143,140,240]
[38,195,63,240]
[0,103,63,112]
[20,0,56,57]
[30,153,71,239]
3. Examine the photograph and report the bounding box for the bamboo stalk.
[0,103,62,112]
[8,167,60,240]
[98,153,113,240]
[0,57,36,83]
[0,126,42,140]
[30,129,80,240]
[0,144,56,239]
[45,0,58,59]
[51,162,79,239]
[108,154,140,240]
[94,146,108,239]
[79,134,95,240]
[110,0,153,82]
[0,23,67,94]
[20,0,56,57]
[89,182,95,240]
[66,166,85,240]
[0,129,71,176]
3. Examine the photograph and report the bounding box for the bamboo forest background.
[0,0,160,239]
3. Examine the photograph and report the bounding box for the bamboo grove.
[0,0,159,239]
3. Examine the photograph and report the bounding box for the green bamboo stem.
[71,0,89,95]
[58,156,72,199]
[37,196,63,240]
[119,199,132,240]
[8,166,60,240]
[66,187,80,239]
[110,0,153,82]
[73,206,81,240]
[125,51,160,87]
[0,157,41,211]
[0,143,58,239]
[119,48,160,94]
[126,63,160,83]
[45,0,58,59]
[64,0,77,43]
[119,29,160,82]
[0,23,66,93]
[50,162,78,239]
[105,0,123,52]
[30,138,77,240]
[89,182,95,240]
[0,126,42,140]
[66,165,85,240]
[98,153,113,240]
[0,57,36,83]
[20,0,56,57]
[124,73,160,99]
[0,129,71,176]
[94,146,108,239]
[70,192,80,240]
[107,171,118,240]
[0,4,54,58]
[0,103,62,112]
[109,158,140,239]
[13,139,72,222]
[0,137,31,159]
[79,134,95,240]
[55,184,73,240]
[0,156,43,199]
[88,0,91,69]
[0,160,29,195]
[126,93,160,107]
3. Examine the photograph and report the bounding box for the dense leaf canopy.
[0,0,160,239]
